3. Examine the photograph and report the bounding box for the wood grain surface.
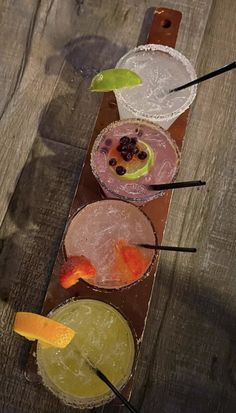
[0,1,236,413]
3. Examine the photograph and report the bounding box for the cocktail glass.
[64,199,157,289]
[90,119,180,205]
[114,44,197,129]
[37,298,136,409]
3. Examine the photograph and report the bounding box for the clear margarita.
[64,199,157,289]
[90,119,179,204]
[37,299,135,409]
[115,44,197,129]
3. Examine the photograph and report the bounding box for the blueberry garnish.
[138,151,147,160]
[105,138,112,146]
[117,144,123,152]
[121,145,128,154]
[130,137,137,145]
[135,128,143,136]
[134,147,139,155]
[116,165,126,175]
[120,136,130,145]
[127,143,136,153]
[109,158,117,166]
[100,147,109,154]
[122,152,133,162]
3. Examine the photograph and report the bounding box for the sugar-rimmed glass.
[37,298,136,409]
[115,44,197,129]
[90,119,180,205]
[63,199,157,289]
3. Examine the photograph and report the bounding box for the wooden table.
[0,1,235,412]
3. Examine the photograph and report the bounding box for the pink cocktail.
[90,119,179,204]
[64,199,157,289]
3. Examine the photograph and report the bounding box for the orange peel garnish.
[13,312,75,348]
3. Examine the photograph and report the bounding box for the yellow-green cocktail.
[37,299,135,408]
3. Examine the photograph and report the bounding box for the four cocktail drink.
[26,42,196,409]
[64,199,157,289]
[90,119,179,204]
[37,299,135,408]
[115,44,197,129]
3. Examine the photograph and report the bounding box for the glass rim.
[63,197,158,291]
[90,118,180,203]
[37,297,137,409]
[115,44,197,121]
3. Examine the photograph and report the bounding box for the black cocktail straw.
[137,244,197,253]
[169,61,236,93]
[147,180,206,191]
[95,368,139,413]
[81,353,139,413]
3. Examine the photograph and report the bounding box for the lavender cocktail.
[90,119,179,204]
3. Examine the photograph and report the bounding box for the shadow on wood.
[45,35,128,80]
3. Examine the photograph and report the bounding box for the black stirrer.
[147,180,206,191]
[95,368,139,413]
[79,351,139,413]
[137,244,196,253]
[169,61,236,93]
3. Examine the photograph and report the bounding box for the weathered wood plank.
[0,0,63,229]
[0,137,85,413]
[0,0,99,229]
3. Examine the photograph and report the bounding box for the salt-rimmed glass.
[90,119,180,205]
[63,199,158,289]
[37,298,136,409]
[114,44,197,129]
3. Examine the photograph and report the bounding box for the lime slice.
[90,68,142,92]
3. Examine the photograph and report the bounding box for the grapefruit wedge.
[59,256,96,289]
[114,240,149,280]
[13,312,75,348]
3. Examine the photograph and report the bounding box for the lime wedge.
[90,68,142,92]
